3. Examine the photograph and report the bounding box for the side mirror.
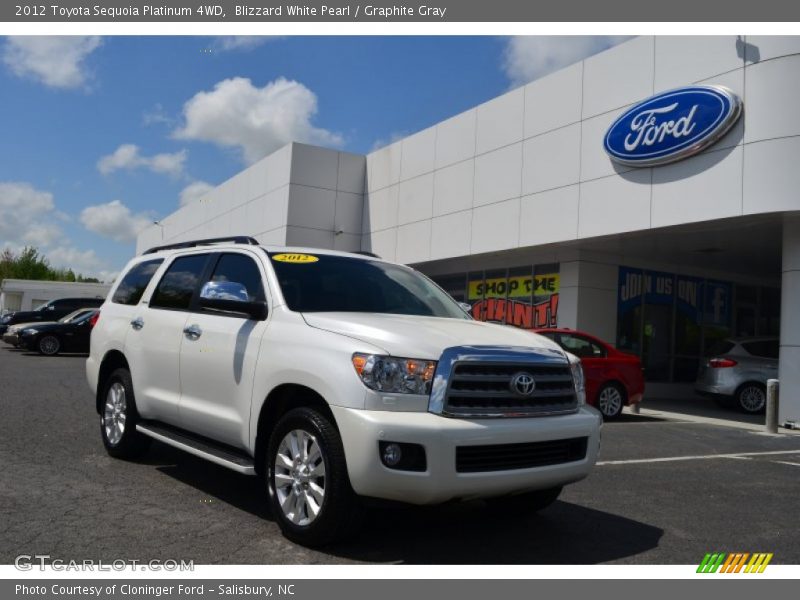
[199,281,268,320]
[459,302,473,314]
[199,297,268,320]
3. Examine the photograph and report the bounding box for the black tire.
[486,486,563,514]
[266,407,360,547]
[37,335,61,356]
[100,368,151,459]
[596,382,626,420]
[736,383,767,414]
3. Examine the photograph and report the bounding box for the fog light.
[378,441,427,471]
[382,443,402,467]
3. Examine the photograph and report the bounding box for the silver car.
[696,337,779,413]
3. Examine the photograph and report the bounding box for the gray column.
[778,215,800,425]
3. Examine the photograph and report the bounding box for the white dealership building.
[137,36,800,425]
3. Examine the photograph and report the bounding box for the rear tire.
[100,368,151,459]
[486,486,563,514]
[596,383,625,420]
[38,335,61,356]
[266,407,361,547]
[736,383,767,414]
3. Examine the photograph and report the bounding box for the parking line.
[597,449,800,466]
[772,460,800,468]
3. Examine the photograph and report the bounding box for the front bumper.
[331,405,602,505]
[2,332,19,346]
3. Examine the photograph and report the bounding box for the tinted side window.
[150,255,209,310]
[559,334,606,358]
[742,341,779,360]
[113,259,163,306]
[203,253,265,303]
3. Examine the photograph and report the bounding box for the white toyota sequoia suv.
[87,237,602,546]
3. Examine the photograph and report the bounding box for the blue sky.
[0,35,627,279]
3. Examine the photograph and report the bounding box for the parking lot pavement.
[640,396,767,426]
[2,346,800,566]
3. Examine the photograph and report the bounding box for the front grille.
[444,361,577,417]
[456,437,588,473]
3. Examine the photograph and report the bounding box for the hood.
[302,312,566,360]
[9,320,57,332]
[21,322,74,333]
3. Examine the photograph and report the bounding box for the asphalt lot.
[1,345,800,565]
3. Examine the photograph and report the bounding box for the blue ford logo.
[603,85,742,167]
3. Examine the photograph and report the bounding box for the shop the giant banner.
[468,273,559,329]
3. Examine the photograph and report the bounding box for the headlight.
[568,354,586,406]
[22,329,39,335]
[352,353,437,395]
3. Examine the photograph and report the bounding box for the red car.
[534,328,645,419]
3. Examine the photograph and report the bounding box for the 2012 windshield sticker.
[271,253,319,263]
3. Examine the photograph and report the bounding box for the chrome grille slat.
[428,345,579,418]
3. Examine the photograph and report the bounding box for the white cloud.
[179,181,214,207]
[503,36,633,87]
[0,181,116,280]
[97,144,187,178]
[213,36,279,52]
[0,182,57,244]
[80,200,153,243]
[2,36,102,89]
[173,76,342,164]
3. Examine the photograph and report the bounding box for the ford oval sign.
[603,85,742,167]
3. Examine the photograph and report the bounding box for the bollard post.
[766,379,779,434]
[630,401,640,415]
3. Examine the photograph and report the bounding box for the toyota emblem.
[510,372,536,397]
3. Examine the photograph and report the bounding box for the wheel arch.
[96,350,130,414]
[254,383,337,476]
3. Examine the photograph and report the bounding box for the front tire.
[597,383,625,420]
[736,383,767,414]
[38,335,61,356]
[100,368,151,459]
[266,407,360,547]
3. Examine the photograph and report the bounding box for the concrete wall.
[136,143,366,255]
[779,215,800,425]
[361,36,800,264]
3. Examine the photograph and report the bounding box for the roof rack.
[353,250,381,259]
[143,236,260,255]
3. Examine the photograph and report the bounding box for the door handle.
[183,324,202,340]
[130,317,144,331]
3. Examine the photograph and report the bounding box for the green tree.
[0,246,102,283]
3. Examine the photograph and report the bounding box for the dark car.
[18,309,99,356]
[0,297,104,336]
[2,308,98,347]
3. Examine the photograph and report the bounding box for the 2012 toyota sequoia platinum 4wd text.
[86,237,602,546]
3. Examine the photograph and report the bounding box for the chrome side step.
[136,421,256,476]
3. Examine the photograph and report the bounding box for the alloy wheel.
[103,382,127,446]
[273,429,326,526]
[598,385,623,417]
[739,385,766,413]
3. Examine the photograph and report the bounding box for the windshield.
[268,252,469,319]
